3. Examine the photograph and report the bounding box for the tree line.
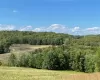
[0,31,71,54]
[8,45,100,73]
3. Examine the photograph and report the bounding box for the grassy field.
[0,66,100,80]
[0,45,51,64]
[9,44,52,52]
[0,44,100,80]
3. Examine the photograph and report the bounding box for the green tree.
[84,54,96,73]
[18,54,29,67]
[35,53,43,69]
[8,53,17,66]
[42,51,60,70]
[95,48,100,72]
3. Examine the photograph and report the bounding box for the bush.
[84,54,96,73]
[18,54,29,67]
[8,53,17,66]
[95,48,100,72]
[28,53,36,68]
[42,50,60,70]
[35,53,43,69]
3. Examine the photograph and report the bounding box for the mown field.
[0,66,100,80]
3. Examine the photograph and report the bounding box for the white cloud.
[33,24,100,35]
[83,27,100,35]
[33,24,67,33]
[13,10,18,13]
[19,26,33,31]
[86,27,99,31]
[71,27,80,32]
[32,24,83,35]
[47,24,66,30]
[33,28,42,32]
[0,24,15,30]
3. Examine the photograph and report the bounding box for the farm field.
[0,66,100,80]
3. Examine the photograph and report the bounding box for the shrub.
[8,53,17,66]
[95,48,100,72]
[28,53,36,68]
[18,54,29,67]
[84,54,96,73]
[35,53,43,69]
[42,51,60,70]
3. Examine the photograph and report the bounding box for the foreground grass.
[0,66,100,80]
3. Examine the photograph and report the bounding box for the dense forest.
[1,31,100,73]
[0,31,71,53]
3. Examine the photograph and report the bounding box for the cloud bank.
[0,24,100,35]
[33,24,100,35]
[19,26,33,31]
[0,24,15,30]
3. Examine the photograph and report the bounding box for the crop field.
[0,66,100,80]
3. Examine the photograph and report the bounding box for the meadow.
[0,66,100,80]
[0,45,51,64]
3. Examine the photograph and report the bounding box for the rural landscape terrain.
[0,0,99,80]
[0,31,100,80]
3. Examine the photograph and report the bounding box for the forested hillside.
[0,31,71,54]
[1,31,100,73]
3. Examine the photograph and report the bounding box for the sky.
[0,0,100,35]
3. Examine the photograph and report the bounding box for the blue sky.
[0,0,100,35]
